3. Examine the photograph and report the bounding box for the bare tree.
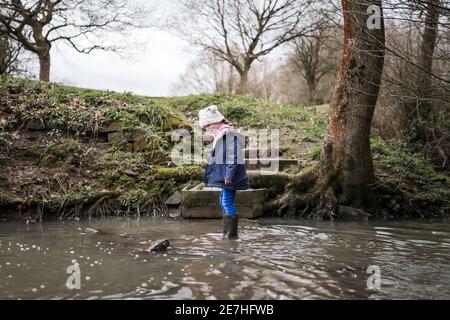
[0,0,150,82]
[405,0,441,133]
[175,0,320,95]
[373,0,450,168]
[0,31,21,75]
[171,52,238,95]
[246,59,281,102]
[172,53,287,103]
[290,26,341,105]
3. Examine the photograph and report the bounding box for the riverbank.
[0,76,449,220]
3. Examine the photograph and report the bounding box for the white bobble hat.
[198,105,225,129]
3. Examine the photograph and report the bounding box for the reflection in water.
[0,217,449,299]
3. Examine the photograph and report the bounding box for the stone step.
[246,170,291,181]
[181,187,266,219]
[246,170,292,196]
[247,170,281,177]
[245,158,299,171]
[242,148,280,158]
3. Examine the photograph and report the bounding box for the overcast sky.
[49,29,194,97]
[28,0,289,98]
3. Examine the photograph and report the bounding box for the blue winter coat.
[203,130,250,191]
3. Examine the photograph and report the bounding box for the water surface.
[0,217,449,299]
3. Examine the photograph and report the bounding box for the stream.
[0,217,449,299]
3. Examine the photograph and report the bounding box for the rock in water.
[165,192,182,206]
[84,228,109,235]
[119,233,132,239]
[135,239,170,253]
[84,228,99,234]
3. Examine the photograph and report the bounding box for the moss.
[44,138,83,161]
[250,172,292,199]
[118,189,151,207]
[93,148,144,170]
[307,146,322,161]
[342,154,356,171]
[0,76,189,139]
[154,166,203,182]
[49,187,119,209]
[289,166,318,193]
[0,189,19,206]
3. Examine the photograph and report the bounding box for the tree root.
[18,192,170,221]
[265,161,445,220]
[265,166,357,220]
[269,185,338,220]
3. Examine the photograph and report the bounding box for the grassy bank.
[0,76,449,220]
[0,77,203,220]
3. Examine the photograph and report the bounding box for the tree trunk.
[32,23,51,83]
[38,49,51,82]
[0,35,7,75]
[406,0,440,137]
[238,69,249,95]
[227,63,235,93]
[318,0,385,209]
[306,78,317,106]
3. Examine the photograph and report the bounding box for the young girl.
[199,105,250,240]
